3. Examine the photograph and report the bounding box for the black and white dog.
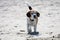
[26,5,40,35]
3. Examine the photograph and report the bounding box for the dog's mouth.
[31,19,34,21]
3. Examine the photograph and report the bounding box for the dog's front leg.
[27,24,31,34]
[34,25,37,32]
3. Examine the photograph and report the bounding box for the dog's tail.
[25,2,32,10]
[28,5,32,10]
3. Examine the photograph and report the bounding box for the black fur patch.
[36,12,40,17]
[26,11,31,17]
[28,6,32,10]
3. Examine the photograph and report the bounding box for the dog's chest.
[27,18,37,26]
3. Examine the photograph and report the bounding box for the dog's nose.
[31,20,34,21]
[34,15,36,18]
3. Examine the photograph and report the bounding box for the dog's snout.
[31,19,34,21]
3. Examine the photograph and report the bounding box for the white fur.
[27,13,37,33]
[27,17,37,26]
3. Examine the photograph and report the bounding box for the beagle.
[26,5,40,34]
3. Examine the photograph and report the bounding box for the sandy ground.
[0,0,60,40]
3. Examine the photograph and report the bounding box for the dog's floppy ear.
[36,12,40,17]
[26,11,31,17]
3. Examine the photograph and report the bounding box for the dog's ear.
[26,11,31,17]
[36,12,40,17]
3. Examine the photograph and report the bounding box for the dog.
[26,5,40,35]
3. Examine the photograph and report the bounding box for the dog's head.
[26,5,40,21]
[26,11,40,21]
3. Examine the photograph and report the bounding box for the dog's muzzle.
[30,14,37,21]
[31,19,34,21]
